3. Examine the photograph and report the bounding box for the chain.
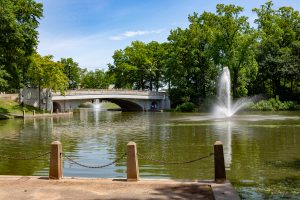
[63,152,127,168]
[0,152,50,161]
[137,152,214,165]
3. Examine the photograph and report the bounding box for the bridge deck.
[52,90,167,101]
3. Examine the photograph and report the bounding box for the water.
[214,67,251,117]
[0,110,299,199]
[93,99,102,110]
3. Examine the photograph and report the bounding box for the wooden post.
[23,110,25,118]
[127,141,139,181]
[33,110,35,116]
[214,141,226,183]
[49,141,63,179]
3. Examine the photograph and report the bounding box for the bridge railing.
[52,89,167,97]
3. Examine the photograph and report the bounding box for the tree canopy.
[0,0,43,91]
[108,2,300,107]
[0,0,299,107]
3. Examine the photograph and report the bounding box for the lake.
[0,109,299,199]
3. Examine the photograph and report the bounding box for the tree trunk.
[38,84,41,109]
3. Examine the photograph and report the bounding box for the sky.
[36,0,300,71]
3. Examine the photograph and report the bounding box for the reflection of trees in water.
[0,116,79,176]
[0,119,23,139]
[1,111,299,182]
[111,113,215,179]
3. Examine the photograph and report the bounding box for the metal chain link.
[137,152,214,165]
[0,152,50,161]
[63,152,127,168]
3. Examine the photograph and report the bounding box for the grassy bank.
[0,99,44,119]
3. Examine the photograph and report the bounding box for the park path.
[0,176,239,200]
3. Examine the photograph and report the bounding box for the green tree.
[146,41,166,91]
[28,54,68,107]
[253,1,300,98]
[0,66,10,91]
[202,4,258,97]
[109,41,167,91]
[108,48,138,89]
[59,58,81,89]
[0,0,43,91]
[81,69,113,89]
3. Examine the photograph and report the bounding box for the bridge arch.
[53,102,62,112]
[103,99,143,111]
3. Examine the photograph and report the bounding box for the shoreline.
[0,112,73,120]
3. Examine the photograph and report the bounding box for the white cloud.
[109,29,163,41]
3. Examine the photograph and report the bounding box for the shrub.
[175,102,195,112]
[248,98,297,111]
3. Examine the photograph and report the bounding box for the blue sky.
[36,0,300,71]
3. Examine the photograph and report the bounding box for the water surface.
[0,110,299,199]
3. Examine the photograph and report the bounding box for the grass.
[0,99,44,116]
[101,102,120,110]
[78,102,120,109]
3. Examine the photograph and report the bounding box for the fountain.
[213,67,251,118]
[93,99,102,110]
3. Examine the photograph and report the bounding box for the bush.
[175,102,195,112]
[248,98,297,111]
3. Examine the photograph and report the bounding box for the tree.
[0,0,43,91]
[202,4,258,97]
[59,58,81,89]
[109,41,168,91]
[108,48,138,89]
[146,41,167,91]
[28,54,68,107]
[253,1,300,99]
[0,65,10,91]
[81,69,113,89]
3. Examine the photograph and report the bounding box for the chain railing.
[137,152,214,165]
[0,140,226,183]
[62,152,127,169]
[0,151,50,161]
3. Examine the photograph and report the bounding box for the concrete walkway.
[0,176,240,200]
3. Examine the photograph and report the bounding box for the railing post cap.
[51,141,61,145]
[127,141,136,146]
[214,141,223,145]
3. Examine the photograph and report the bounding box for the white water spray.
[214,67,251,117]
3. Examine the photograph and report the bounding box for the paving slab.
[0,176,239,200]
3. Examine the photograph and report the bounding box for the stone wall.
[20,88,53,111]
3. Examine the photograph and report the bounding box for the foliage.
[175,102,195,112]
[0,65,10,91]
[1,0,299,109]
[108,41,167,90]
[107,2,299,108]
[81,69,113,89]
[253,2,300,98]
[27,54,68,94]
[59,58,81,89]
[248,98,297,111]
[0,0,43,91]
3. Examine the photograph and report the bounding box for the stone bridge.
[21,88,170,112]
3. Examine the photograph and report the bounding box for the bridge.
[20,88,170,112]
